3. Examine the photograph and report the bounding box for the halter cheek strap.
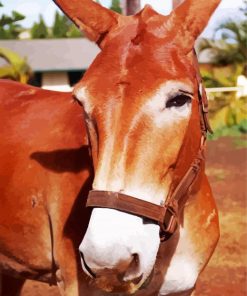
[86,54,212,241]
[86,138,205,241]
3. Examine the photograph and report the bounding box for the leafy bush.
[208,120,247,140]
[0,2,25,39]
[0,47,32,83]
[209,96,247,131]
[31,15,49,39]
[51,11,82,38]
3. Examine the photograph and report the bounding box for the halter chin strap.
[86,54,212,241]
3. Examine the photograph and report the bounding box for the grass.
[208,120,247,141]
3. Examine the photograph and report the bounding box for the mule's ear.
[170,0,221,52]
[53,0,118,47]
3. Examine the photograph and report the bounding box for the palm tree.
[0,1,25,39]
[0,3,31,83]
[198,1,247,67]
[0,47,32,83]
[198,2,247,133]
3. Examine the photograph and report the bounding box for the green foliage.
[198,1,247,91]
[66,25,83,38]
[0,47,32,83]
[199,5,246,89]
[200,64,243,88]
[209,96,247,137]
[0,3,25,39]
[201,70,224,88]
[52,11,69,38]
[110,0,122,13]
[208,122,247,141]
[198,17,247,67]
[240,0,247,17]
[51,11,82,38]
[31,15,49,39]
[0,10,25,27]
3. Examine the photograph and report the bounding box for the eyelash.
[166,94,192,108]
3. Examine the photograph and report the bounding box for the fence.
[206,86,245,100]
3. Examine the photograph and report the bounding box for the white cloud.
[101,0,172,14]
[218,0,244,9]
[16,2,42,16]
[141,0,172,14]
[43,2,59,26]
[100,0,111,7]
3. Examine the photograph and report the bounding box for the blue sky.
[0,0,245,38]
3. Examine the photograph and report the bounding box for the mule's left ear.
[170,0,221,52]
[53,0,119,47]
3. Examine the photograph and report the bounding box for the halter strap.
[87,141,205,241]
[86,52,212,241]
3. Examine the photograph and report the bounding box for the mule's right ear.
[170,0,221,52]
[53,0,119,47]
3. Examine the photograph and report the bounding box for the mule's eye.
[166,94,192,108]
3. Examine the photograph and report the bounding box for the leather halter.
[86,54,212,241]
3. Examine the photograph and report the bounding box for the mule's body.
[0,80,93,294]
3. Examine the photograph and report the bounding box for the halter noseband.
[86,55,211,241]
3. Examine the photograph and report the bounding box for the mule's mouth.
[140,268,154,290]
[89,268,154,294]
[93,275,141,294]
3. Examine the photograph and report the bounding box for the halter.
[86,53,212,241]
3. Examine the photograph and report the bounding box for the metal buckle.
[199,82,209,114]
[159,206,178,241]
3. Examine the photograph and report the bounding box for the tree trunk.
[122,0,140,15]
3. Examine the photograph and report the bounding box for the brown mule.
[0,0,221,295]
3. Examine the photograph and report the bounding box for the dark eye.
[166,94,192,108]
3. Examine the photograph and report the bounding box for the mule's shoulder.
[0,79,73,106]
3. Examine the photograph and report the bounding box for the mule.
[60,0,221,294]
[0,0,220,295]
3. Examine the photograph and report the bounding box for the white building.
[0,38,100,91]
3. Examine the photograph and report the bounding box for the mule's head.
[54,0,220,293]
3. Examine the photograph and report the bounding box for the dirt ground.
[20,136,247,296]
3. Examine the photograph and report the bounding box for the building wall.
[41,72,72,92]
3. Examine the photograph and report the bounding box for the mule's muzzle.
[79,248,145,293]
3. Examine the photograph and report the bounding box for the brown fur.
[0,80,93,294]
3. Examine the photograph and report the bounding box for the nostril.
[79,251,96,278]
[132,253,139,265]
[122,253,141,283]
